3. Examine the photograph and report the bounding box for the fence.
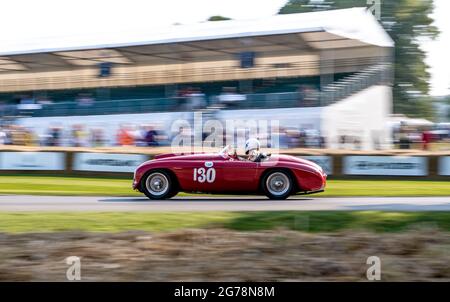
[0,148,448,179]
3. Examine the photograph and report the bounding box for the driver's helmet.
[245,138,260,155]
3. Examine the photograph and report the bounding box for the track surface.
[0,195,449,211]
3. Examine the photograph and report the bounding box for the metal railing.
[319,63,392,106]
[0,63,392,118]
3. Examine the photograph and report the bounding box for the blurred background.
[1,0,450,283]
[0,0,448,152]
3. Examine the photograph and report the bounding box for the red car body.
[133,150,326,199]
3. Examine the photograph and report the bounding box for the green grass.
[0,175,449,197]
[0,211,449,233]
[0,175,140,196]
[222,211,450,232]
[320,180,450,197]
[0,212,234,233]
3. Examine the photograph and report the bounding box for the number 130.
[193,167,216,183]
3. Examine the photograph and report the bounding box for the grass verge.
[0,211,449,233]
[0,175,450,197]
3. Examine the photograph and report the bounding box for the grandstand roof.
[0,7,393,72]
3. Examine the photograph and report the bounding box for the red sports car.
[132,146,326,200]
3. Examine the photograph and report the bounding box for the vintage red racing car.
[133,145,326,200]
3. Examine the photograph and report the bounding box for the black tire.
[165,189,179,199]
[141,170,175,200]
[261,170,293,200]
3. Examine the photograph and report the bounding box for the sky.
[0,0,448,96]
[421,0,450,97]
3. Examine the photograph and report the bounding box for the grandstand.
[0,8,394,150]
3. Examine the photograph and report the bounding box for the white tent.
[0,7,393,56]
[388,115,434,127]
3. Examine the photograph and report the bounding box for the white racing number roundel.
[193,163,216,183]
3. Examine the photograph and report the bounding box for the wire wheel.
[145,172,170,197]
[263,170,292,200]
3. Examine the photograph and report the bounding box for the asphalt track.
[0,195,449,212]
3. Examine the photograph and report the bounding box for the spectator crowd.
[1,120,448,150]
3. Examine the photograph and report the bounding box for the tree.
[278,0,438,119]
[207,15,232,21]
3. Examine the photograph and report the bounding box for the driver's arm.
[254,152,267,162]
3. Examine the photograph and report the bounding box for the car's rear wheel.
[262,170,293,200]
[141,170,175,200]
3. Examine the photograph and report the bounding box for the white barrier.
[438,156,450,176]
[73,153,149,173]
[302,156,333,175]
[0,152,447,177]
[0,152,65,170]
[343,156,428,176]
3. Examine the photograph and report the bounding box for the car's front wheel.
[141,170,175,200]
[262,170,293,200]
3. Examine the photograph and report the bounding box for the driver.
[245,138,262,162]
